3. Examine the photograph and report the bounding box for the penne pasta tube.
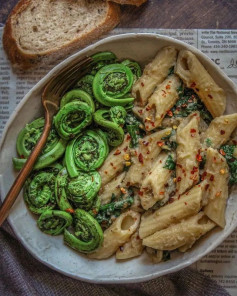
[139,184,203,239]
[140,152,173,210]
[99,135,131,187]
[124,128,172,187]
[98,172,126,205]
[201,113,237,149]
[88,210,140,259]
[116,231,144,260]
[143,212,216,250]
[132,46,178,107]
[176,113,201,195]
[202,148,229,228]
[141,75,181,131]
[175,50,226,118]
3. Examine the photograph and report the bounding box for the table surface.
[0,0,237,29]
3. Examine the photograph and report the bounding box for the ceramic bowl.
[1,33,237,283]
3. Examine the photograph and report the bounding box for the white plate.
[1,33,237,283]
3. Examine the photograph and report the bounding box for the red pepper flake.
[184,202,188,205]
[178,195,181,200]
[123,146,128,152]
[138,191,144,196]
[219,149,226,156]
[138,109,143,115]
[110,162,114,166]
[190,82,196,87]
[126,134,131,140]
[138,153,144,164]
[195,88,200,92]
[182,103,187,108]
[104,171,108,174]
[142,141,149,146]
[147,151,150,154]
[114,149,121,155]
[20,155,25,159]
[210,175,214,181]
[196,154,202,162]
[151,121,155,127]
[136,235,140,240]
[208,94,213,99]
[220,130,225,135]
[146,106,151,111]
[232,140,237,145]
[141,82,144,87]
[66,208,75,214]
[201,171,207,180]
[166,84,171,90]
[159,191,164,195]
[190,128,196,133]
[177,163,183,168]
[169,197,174,203]
[177,176,182,182]
[113,166,117,170]
[157,141,164,147]
[205,184,210,191]
[167,110,173,117]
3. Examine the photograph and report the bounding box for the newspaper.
[0,27,237,295]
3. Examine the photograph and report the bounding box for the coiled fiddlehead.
[60,89,95,112]
[121,59,142,81]
[90,51,117,75]
[110,106,127,126]
[93,64,134,107]
[55,168,101,211]
[75,75,94,97]
[93,107,126,147]
[13,118,67,170]
[24,164,62,214]
[65,130,109,177]
[54,101,93,140]
[64,209,103,253]
[37,210,73,235]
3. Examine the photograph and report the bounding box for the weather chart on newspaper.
[0,27,237,295]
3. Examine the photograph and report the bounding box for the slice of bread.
[3,0,120,70]
[111,0,147,6]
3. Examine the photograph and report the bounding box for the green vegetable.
[125,113,143,147]
[121,59,142,81]
[220,145,237,184]
[65,130,109,176]
[169,87,213,124]
[75,75,94,97]
[93,108,125,147]
[13,118,67,170]
[55,168,101,211]
[54,101,93,140]
[96,193,134,229]
[64,209,103,253]
[60,89,95,112]
[205,138,212,147]
[163,154,176,170]
[90,51,117,76]
[93,63,134,107]
[37,210,73,235]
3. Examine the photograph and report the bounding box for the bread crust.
[3,0,121,70]
[110,0,147,6]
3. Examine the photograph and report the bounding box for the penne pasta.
[175,50,226,117]
[140,152,173,210]
[99,135,131,187]
[201,113,237,149]
[88,210,140,259]
[139,184,203,239]
[141,75,181,131]
[124,128,172,187]
[116,231,144,260]
[176,113,201,195]
[202,148,229,228]
[143,212,216,251]
[132,46,178,107]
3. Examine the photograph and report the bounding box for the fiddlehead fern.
[121,59,142,81]
[109,106,127,126]
[93,108,126,147]
[75,75,94,97]
[37,210,73,235]
[13,118,67,170]
[60,89,95,112]
[54,101,93,140]
[65,130,109,177]
[93,64,134,107]
[55,168,101,211]
[64,209,103,253]
[90,51,117,75]
[23,165,62,214]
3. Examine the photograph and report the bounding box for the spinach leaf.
[163,154,176,170]
[220,145,237,184]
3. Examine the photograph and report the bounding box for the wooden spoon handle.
[0,112,53,226]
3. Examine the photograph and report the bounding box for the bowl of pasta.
[0,33,237,283]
